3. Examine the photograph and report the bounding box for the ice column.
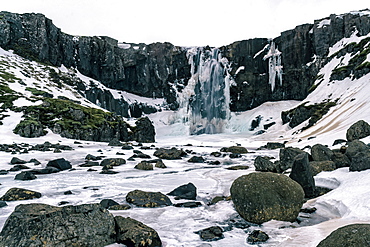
[178,47,231,135]
[263,42,283,92]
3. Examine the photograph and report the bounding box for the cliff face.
[0,10,369,115]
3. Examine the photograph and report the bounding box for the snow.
[317,19,331,29]
[234,66,245,76]
[328,30,370,57]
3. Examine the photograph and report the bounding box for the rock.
[346,120,370,141]
[132,117,156,143]
[126,190,172,207]
[10,157,27,164]
[279,147,306,171]
[208,196,232,205]
[350,151,370,171]
[195,226,224,242]
[0,203,116,246]
[167,183,197,200]
[188,156,205,163]
[310,161,336,175]
[135,161,154,170]
[0,170,9,175]
[100,158,126,167]
[100,169,119,174]
[14,171,37,180]
[331,152,350,168]
[173,201,202,208]
[332,139,347,146]
[0,201,7,208]
[154,147,187,160]
[115,216,162,247]
[29,166,60,174]
[210,151,222,157]
[346,140,369,160]
[9,164,31,171]
[108,138,123,146]
[289,153,316,198]
[230,172,304,224]
[155,160,167,168]
[225,165,250,170]
[254,156,279,172]
[64,190,73,195]
[13,119,47,138]
[131,150,151,159]
[266,142,285,149]
[311,144,333,161]
[85,154,101,160]
[317,224,370,247]
[0,188,42,201]
[79,161,100,167]
[300,207,317,214]
[46,158,72,171]
[220,146,248,154]
[229,153,242,158]
[247,230,269,244]
[108,204,131,210]
[121,144,134,150]
[100,199,119,209]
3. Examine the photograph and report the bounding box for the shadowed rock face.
[1,11,369,118]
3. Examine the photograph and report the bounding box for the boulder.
[311,144,333,161]
[289,153,316,198]
[29,166,60,174]
[10,157,27,164]
[100,158,126,167]
[230,172,304,224]
[317,224,370,247]
[100,198,119,209]
[9,164,30,171]
[310,161,336,175]
[173,202,202,208]
[167,183,197,200]
[220,146,248,154]
[279,147,306,171]
[135,161,154,170]
[108,138,123,146]
[14,171,37,180]
[331,152,350,168]
[132,117,156,143]
[154,147,187,160]
[0,203,116,247]
[155,160,167,168]
[188,156,205,163]
[350,151,370,171]
[126,190,172,207]
[266,142,285,150]
[247,230,269,244]
[108,204,131,210]
[0,188,42,201]
[46,158,72,171]
[254,156,278,172]
[225,165,250,170]
[346,120,370,141]
[194,226,224,242]
[115,216,162,247]
[13,119,47,138]
[346,140,369,160]
[0,201,7,208]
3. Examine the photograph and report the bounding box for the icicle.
[263,42,283,92]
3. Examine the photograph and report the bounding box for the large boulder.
[14,171,37,181]
[317,224,370,247]
[350,151,370,171]
[311,144,333,161]
[132,117,156,143]
[254,156,279,172]
[100,158,126,168]
[46,158,72,171]
[346,120,370,141]
[230,172,304,224]
[279,147,306,171]
[331,152,350,168]
[134,161,154,170]
[0,203,116,247]
[289,153,316,198]
[126,190,172,207]
[0,188,42,201]
[220,146,248,154]
[167,182,197,200]
[154,147,187,160]
[115,216,162,247]
[309,161,336,176]
[345,140,369,160]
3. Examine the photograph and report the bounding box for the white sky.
[1,0,369,47]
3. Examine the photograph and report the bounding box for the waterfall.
[177,47,231,135]
[263,41,283,92]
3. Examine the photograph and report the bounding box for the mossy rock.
[220,146,248,154]
[13,119,47,138]
[126,190,172,208]
[317,224,370,247]
[0,188,42,201]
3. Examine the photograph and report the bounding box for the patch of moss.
[25,87,48,96]
[0,84,21,109]
[0,70,21,83]
[302,100,337,131]
[355,61,370,70]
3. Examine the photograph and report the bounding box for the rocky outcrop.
[230,172,304,224]
[317,224,370,247]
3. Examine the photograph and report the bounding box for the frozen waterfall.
[263,41,283,92]
[177,47,231,135]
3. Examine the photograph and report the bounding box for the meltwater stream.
[178,47,231,135]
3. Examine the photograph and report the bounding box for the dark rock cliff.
[0,10,369,114]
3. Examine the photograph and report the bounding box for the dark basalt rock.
[0,187,42,201]
[131,117,156,143]
[331,152,350,168]
[167,182,197,200]
[115,216,162,247]
[279,147,306,172]
[310,161,336,176]
[194,226,224,242]
[317,224,370,247]
[311,144,333,161]
[100,158,126,167]
[29,166,60,174]
[0,201,7,208]
[9,164,30,171]
[188,156,205,163]
[247,230,269,244]
[10,157,27,164]
[230,172,304,224]
[126,190,172,207]
[14,171,37,180]
[254,156,278,172]
[108,204,131,210]
[134,161,154,170]
[220,146,248,154]
[99,169,119,174]
[225,165,249,170]
[345,140,369,160]
[46,158,71,171]
[154,147,187,160]
[155,160,167,168]
[289,153,316,198]
[346,120,370,141]
[100,199,119,209]
[173,201,202,208]
[0,203,116,247]
[350,151,370,171]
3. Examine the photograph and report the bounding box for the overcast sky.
[2,0,369,47]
